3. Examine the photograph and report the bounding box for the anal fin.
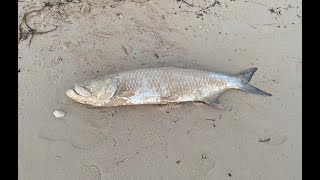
[205,98,225,110]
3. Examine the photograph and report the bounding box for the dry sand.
[18,0,302,179]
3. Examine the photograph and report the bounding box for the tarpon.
[66,67,271,109]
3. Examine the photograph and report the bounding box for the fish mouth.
[66,89,90,104]
[66,89,78,99]
[66,84,92,103]
[66,87,108,107]
[74,84,92,97]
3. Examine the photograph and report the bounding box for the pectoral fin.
[204,98,225,110]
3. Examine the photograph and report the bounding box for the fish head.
[66,76,118,106]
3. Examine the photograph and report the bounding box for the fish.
[66,67,271,109]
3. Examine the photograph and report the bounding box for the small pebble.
[52,57,62,66]
[121,45,131,55]
[53,110,65,118]
[116,13,123,19]
[55,155,62,160]
[199,26,203,29]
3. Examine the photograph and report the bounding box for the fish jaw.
[66,89,90,105]
[66,88,108,106]
[74,83,92,97]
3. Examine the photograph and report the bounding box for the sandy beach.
[18,0,302,179]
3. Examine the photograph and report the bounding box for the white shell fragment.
[53,110,65,118]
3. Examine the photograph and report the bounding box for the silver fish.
[66,67,271,109]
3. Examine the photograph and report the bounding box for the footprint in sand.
[80,164,102,180]
[38,121,107,150]
[191,151,216,177]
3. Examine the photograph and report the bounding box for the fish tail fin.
[236,67,258,84]
[240,84,272,96]
[236,67,272,96]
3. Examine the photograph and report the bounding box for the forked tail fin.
[237,67,258,84]
[241,84,272,96]
[236,67,272,96]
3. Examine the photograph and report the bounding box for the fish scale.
[116,67,227,102]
